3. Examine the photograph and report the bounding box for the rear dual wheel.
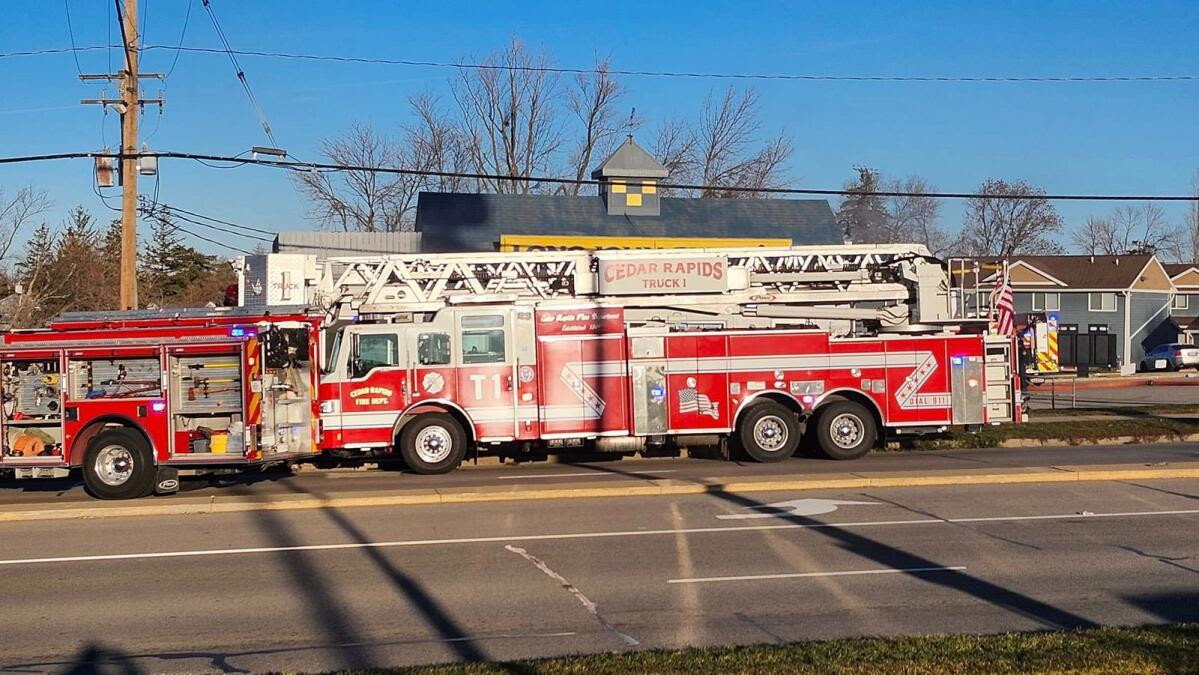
[813,400,877,460]
[737,401,801,463]
[81,428,156,500]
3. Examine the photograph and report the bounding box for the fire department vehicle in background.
[238,244,1022,475]
[0,311,319,499]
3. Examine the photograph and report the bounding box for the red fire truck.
[0,309,320,499]
[240,245,1022,474]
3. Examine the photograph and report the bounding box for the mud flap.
[155,466,180,495]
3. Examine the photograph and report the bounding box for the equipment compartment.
[169,354,245,456]
[2,357,64,459]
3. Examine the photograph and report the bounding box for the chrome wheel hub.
[830,414,864,450]
[753,415,789,451]
[414,426,452,464]
[95,445,135,486]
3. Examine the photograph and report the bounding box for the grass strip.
[1031,404,1199,418]
[903,416,1199,450]
[359,624,1199,674]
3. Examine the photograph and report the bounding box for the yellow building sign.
[499,235,792,252]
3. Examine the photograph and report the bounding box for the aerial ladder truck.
[238,244,1022,473]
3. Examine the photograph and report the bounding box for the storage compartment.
[169,353,245,457]
[2,357,64,459]
[69,357,162,399]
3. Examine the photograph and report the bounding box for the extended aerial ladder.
[235,244,964,337]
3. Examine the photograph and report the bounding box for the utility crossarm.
[236,244,958,332]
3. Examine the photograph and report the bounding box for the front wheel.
[814,400,877,460]
[82,428,157,500]
[737,401,800,463]
[398,413,467,474]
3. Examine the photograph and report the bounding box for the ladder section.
[304,244,943,316]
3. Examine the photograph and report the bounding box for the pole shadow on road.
[263,481,539,673]
[697,487,1100,632]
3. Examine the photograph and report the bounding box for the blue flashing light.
[230,327,246,337]
[950,356,964,366]
[151,401,166,412]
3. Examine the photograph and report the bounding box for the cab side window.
[353,333,398,378]
[460,315,506,365]
[417,333,451,366]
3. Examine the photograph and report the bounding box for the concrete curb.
[996,433,1199,448]
[3,462,1198,524]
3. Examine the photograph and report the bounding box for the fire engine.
[0,310,320,499]
[238,244,1022,474]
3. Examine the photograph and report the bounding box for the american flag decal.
[679,388,719,419]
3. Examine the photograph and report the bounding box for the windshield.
[322,329,343,375]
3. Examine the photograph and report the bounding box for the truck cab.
[317,306,539,468]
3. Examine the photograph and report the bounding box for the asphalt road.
[2,441,1198,507]
[1,478,1197,672]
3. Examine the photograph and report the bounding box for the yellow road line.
[1,464,1197,524]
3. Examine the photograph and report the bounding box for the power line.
[170,222,254,254]
[112,0,133,74]
[135,45,1199,83]
[62,0,85,76]
[199,0,279,148]
[1,150,1197,202]
[7,44,1199,84]
[164,204,277,235]
[0,46,109,59]
[155,151,1199,203]
[163,0,193,79]
[151,206,275,243]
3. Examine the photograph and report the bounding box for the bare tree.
[1071,202,1184,258]
[451,39,563,194]
[650,117,698,197]
[293,122,419,232]
[0,186,51,263]
[960,178,1064,256]
[563,57,639,195]
[406,91,472,194]
[693,87,792,198]
[886,176,958,256]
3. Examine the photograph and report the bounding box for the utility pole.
[82,0,163,309]
[118,0,139,310]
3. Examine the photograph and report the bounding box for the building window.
[1172,295,1189,311]
[1031,292,1060,311]
[1088,292,1117,312]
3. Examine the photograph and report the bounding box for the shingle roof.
[1164,263,1199,279]
[590,136,668,179]
[415,192,844,252]
[957,255,1155,289]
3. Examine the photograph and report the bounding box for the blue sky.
[1,0,1196,257]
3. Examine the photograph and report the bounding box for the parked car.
[1139,343,1199,371]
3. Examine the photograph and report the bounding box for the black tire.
[398,413,467,474]
[814,400,877,460]
[81,428,156,500]
[737,400,800,463]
